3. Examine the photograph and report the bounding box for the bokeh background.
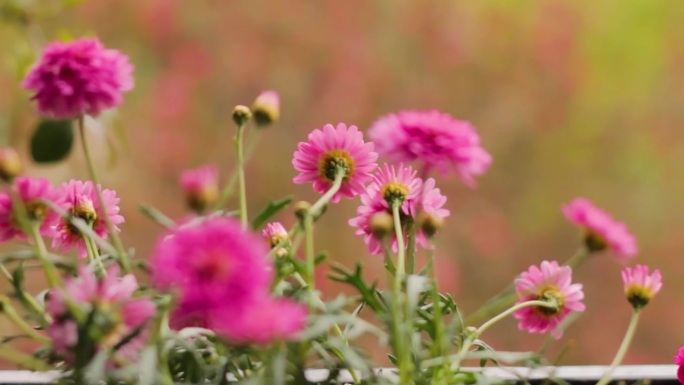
[2,0,683,368]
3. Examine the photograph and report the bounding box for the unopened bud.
[294,201,311,221]
[275,247,289,258]
[252,90,280,127]
[420,213,444,238]
[0,147,22,183]
[370,212,393,239]
[179,166,219,214]
[232,105,252,127]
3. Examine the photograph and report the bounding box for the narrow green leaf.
[251,196,292,230]
[30,119,74,163]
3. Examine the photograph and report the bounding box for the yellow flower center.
[318,150,354,182]
[381,182,409,205]
[625,284,653,309]
[584,230,608,252]
[534,286,565,316]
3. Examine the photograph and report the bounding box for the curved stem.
[0,295,49,343]
[235,123,248,229]
[0,344,51,371]
[215,130,262,210]
[28,224,60,288]
[77,117,129,272]
[392,203,406,285]
[596,310,641,385]
[309,171,345,216]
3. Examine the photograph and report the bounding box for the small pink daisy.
[292,123,378,203]
[179,165,219,212]
[262,222,288,248]
[0,176,64,241]
[52,180,124,258]
[367,110,492,186]
[23,37,134,119]
[513,260,585,339]
[562,197,638,261]
[348,163,450,256]
[674,347,684,384]
[621,264,662,309]
[46,266,155,365]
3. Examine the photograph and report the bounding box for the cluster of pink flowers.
[151,216,306,345]
[0,177,123,257]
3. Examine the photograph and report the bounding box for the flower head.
[46,266,155,365]
[52,180,124,258]
[179,165,219,213]
[621,264,662,310]
[263,222,288,247]
[562,198,638,261]
[674,347,684,384]
[368,110,491,186]
[513,260,585,339]
[252,90,280,127]
[0,176,64,241]
[23,37,134,119]
[215,298,306,345]
[348,163,449,256]
[292,123,377,203]
[0,147,22,183]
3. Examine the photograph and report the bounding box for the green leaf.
[30,120,74,163]
[251,196,292,230]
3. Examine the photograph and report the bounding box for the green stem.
[392,203,406,286]
[28,224,60,288]
[309,171,345,217]
[235,123,248,229]
[596,310,641,385]
[84,234,106,278]
[77,116,130,273]
[0,344,51,371]
[215,130,262,209]
[428,250,448,383]
[564,246,590,269]
[406,223,416,275]
[390,202,412,384]
[0,296,49,343]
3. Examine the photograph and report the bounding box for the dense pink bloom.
[368,110,491,186]
[621,264,662,309]
[52,180,124,258]
[513,260,585,339]
[562,197,638,261]
[215,298,306,345]
[674,347,684,384]
[0,176,64,241]
[292,123,378,203]
[252,90,280,125]
[348,163,450,256]
[179,165,219,211]
[23,37,134,119]
[46,266,155,364]
[262,222,288,247]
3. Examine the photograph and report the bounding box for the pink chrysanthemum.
[262,222,288,248]
[215,298,306,345]
[292,123,378,203]
[674,347,684,384]
[46,266,155,365]
[513,260,585,339]
[621,264,662,309]
[348,163,450,256]
[0,176,64,241]
[52,180,124,258]
[23,37,134,119]
[179,165,219,212]
[368,110,492,187]
[562,197,638,261]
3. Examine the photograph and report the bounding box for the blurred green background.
[2,0,683,367]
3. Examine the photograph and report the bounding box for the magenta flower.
[0,176,64,241]
[562,197,638,261]
[23,37,134,119]
[262,222,288,248]
[46,266,155,365]
[215,298,306,345]
[513,260,585,339]
[368,110,491,186]
[348,163,450,256]
[52,180,124,258]
[292,123,378,203]
[179,165,219,212]
[621,264,662,309]
[252,90,280,126]
[674,347,684,384]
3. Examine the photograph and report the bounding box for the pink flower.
[292,123,377,203]
[23,37,134,119]
[562,197,638,261]
[0,176,64,241]
[674,347,684,384]
[46,266,155,365]
[513,260,585,339]
[262,222,288,248]
[179,165,219,212]
[215,298,306,345]
[368,110,491,186]
[348,163,450,256]
[621,264,662,309]
[52,180,124,258]
[252,90,280,126]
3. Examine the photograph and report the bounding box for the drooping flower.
[348,163,450,256]
[562,197,638,261]
[0,176,64,241]
[674,347,684,384]
[513,260,585,339]
[367,110,491,186]
[621,265,662,310]
[179,165,219,213]
[52,180,124,258]
[292,123,377,203]
[252,90,280,127]
[23,37,134,119]
[46,266,155,365]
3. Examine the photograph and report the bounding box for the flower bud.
[232,105,252,127]
[252,90,280,127]
[0,147,22,183]
[294,201,312,221]
[370,212,393,239]
[420,213,444,238]
[179,166,219,214]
